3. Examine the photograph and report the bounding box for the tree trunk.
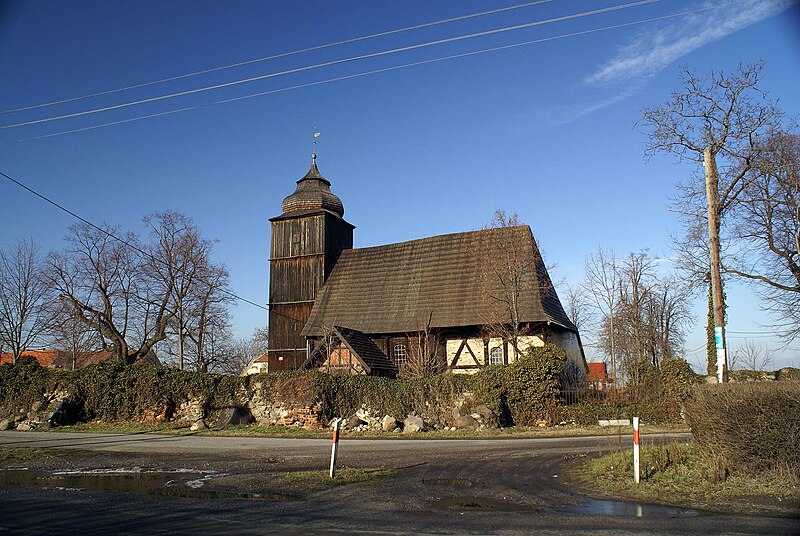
[704,147,728,383]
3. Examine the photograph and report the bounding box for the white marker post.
[329,418,342,479]
[633,416,641,484]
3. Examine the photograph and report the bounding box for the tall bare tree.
[51,213,216,365]
[0,240,55,362]
[727,130,800,342]
[185,264,234,373]
[583,247,620,385]
[402,313,444,379]
[50,299,97,370]
[641,61,780,382]
[563,283,592,333]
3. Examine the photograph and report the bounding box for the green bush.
[683,382,800,474]
[472,344,566,426]
[659,357,702,398]
[0,358,56,417]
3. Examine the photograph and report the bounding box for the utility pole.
[704,147,727,383]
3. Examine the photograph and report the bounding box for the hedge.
[683,382,800,473]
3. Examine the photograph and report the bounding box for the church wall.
[270,215,325,258]
[446,333,545,374]
[545,328,587,388]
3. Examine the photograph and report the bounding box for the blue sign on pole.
[714,327,723,349]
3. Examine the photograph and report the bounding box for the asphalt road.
[1,430,797,535]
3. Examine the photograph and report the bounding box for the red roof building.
[1,348,159,368]
[586,362,610,390]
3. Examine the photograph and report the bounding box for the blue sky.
[1,0,799,369]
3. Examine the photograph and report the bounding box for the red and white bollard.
[633,416,640,484]
[329,418,342,478]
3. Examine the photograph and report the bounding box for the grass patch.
[573,442,800,515]
[0,446,58,462]
[57,422,190,434]
[280,467,395,486]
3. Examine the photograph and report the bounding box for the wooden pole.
[704,147,727,383]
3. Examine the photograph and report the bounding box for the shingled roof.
[302,225,576,337]
[333,326,399,375]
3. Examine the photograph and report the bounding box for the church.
[266,156,585,379]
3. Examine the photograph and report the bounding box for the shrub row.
[683,382,800,473]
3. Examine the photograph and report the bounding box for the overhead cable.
[0,0,554,115]
[2,3,734,144]
[0,168,268,312]
[0,0,659,130]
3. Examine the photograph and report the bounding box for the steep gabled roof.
[334,326,398,375]
[302,225,576,337]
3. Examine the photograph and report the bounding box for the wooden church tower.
[267,156,354,370]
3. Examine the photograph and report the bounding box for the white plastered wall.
[447,334,545,374]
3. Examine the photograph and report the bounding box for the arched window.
[489,346,503,366]
[393,344,407,366]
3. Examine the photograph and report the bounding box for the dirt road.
[0,430,797,535]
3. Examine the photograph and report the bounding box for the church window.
[489,346,503,365]
[393,344,407,366]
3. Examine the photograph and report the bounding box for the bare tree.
[50,299,97,370]
[582,247,621,385]
[250,326,269,357]
[51,213,215,365]
[402,313,444,379]
[0,240,56,363]
[479,209,557,360]
[563,283,592,333]
[732,339,773,371]
[642,61,781,382]
[216,335,256,376]
[183,263,233,373]
[727,130,800,342]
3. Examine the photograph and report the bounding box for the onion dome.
[281,158,344,217]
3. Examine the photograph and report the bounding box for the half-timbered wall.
[320,343,365,376]
[447,334,545,374]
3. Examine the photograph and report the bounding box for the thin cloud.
[586,0,793,85]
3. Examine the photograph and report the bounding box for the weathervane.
[312,129,320,164]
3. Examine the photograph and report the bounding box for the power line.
[0,168,268,312]
[1,0,659,130]
[0,1,554,115]
[3,3,731,145]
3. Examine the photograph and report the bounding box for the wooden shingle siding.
[302,226,577,337]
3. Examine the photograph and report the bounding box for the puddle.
[564,499,701,518]
[433,497,530,512]
[0,469,288,501]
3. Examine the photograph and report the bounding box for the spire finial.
[312,129,320,164]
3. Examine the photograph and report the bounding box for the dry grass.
[0,446,57,462]
[574,443,800,516]
[279,467,395,486]
[44,421,688,439]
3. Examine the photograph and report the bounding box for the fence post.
[633,416,640,484]
[329,418,342,478]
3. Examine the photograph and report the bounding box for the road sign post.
[633,416,640,484]
[329,418,342,478]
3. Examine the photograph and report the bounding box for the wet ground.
[0,431,797,535]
